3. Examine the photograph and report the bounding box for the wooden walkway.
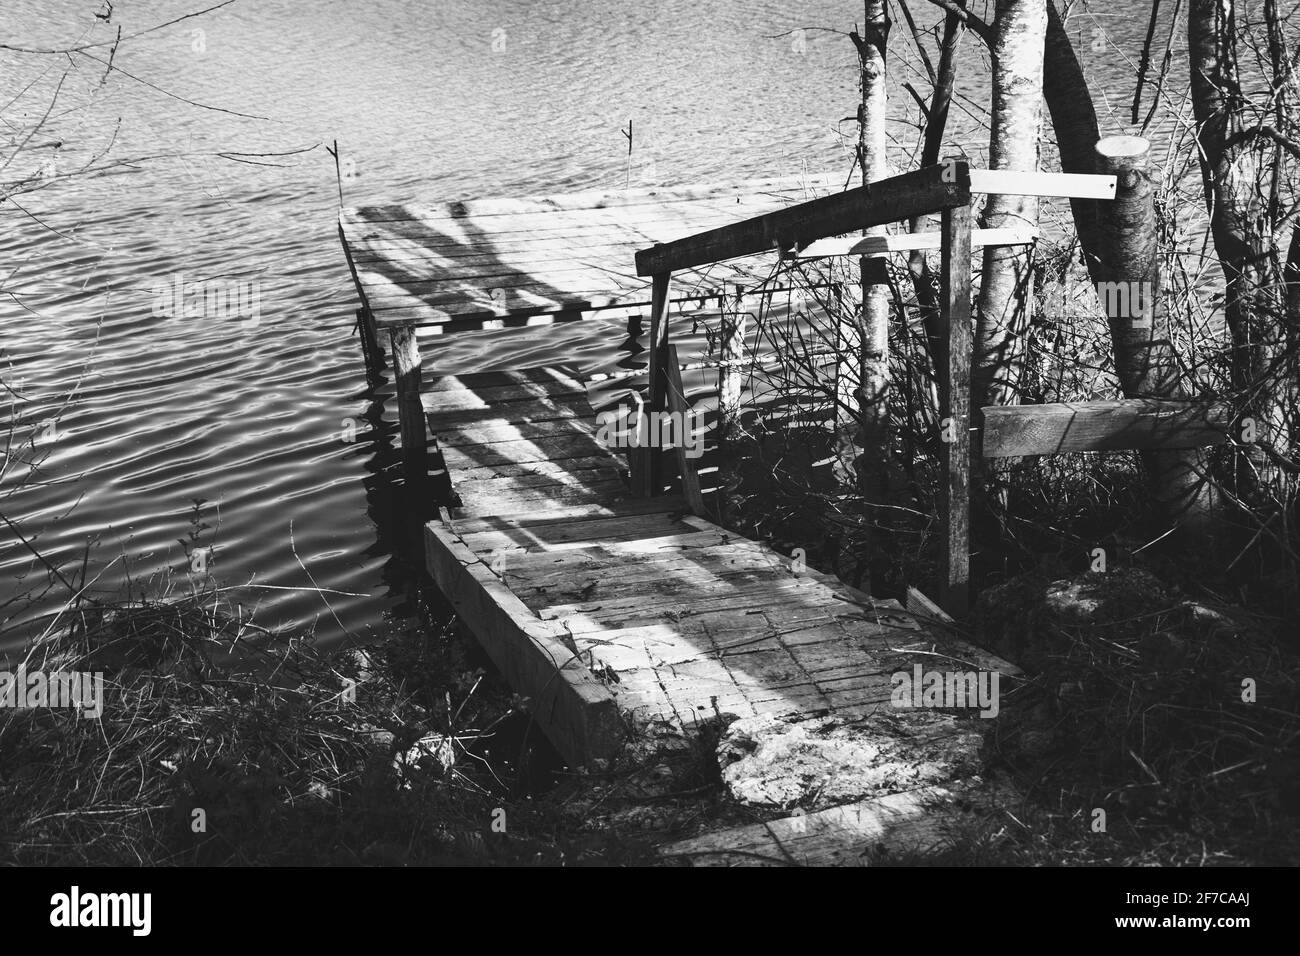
[339,171,1045,862]
[337,153,1241,861]
[418,366,1011,745]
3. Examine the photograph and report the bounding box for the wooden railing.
[630,148,1231,617]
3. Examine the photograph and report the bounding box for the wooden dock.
[339,157,1234,862]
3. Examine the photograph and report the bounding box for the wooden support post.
[633,272,672,497]
[938,202,972,617]
[356,308,383,378]
[664,345,708,517]
[388,322,427,491]
[717,285,746,441]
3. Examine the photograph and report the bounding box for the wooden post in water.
[938,202,972,617]
[717,285,746,441]
[1094,135,1217,537]
[634,272,672,497]
[388,322,427,491]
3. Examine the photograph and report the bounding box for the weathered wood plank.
[424,522,622,765]
[458,512,692,555]
[438,435,612,468]
[523,562,808,610]
[449,457,621,484]
[432,417,601,448]
[423,385,587,412]
[981,400,1233,457]
[423,367,585,393]
[453,478,630,515]
[541,575,835,629]
[447,496,688,534]
[635,163,969,276]
[425,398,587,430]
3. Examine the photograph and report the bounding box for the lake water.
[1,0,1172,653]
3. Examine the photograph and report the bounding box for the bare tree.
[973,0,1047,418]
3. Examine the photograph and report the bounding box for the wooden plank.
[365,277,826,327]
[425,398,586,431]
[432,417,601,448]
[447,496,688,534]
[981,399,1233,457]
[663,344,707,516]
[449,457,621,484]
[541,575,837,629]
[524,563,806,611]
[969,168,1116,199]
[423,367,585,393]
[423,522,622,765]
[438,435,611,468]
[634,163,969,276]
[790,226,1038,260]
[659,781,1005,866]
[458,511,692,555]
[423,385,586,409]
[938,203,972,618]
[504,541,786,592]
[342,175,842,224]
[497,530,743,566]
[452,495,681,524]
[453,478,630,515]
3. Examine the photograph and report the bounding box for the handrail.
[635,162,972,276]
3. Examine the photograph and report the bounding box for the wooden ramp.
[421,365,1018,840]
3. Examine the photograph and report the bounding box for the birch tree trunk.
[847,0,891,500]
[973,0,1047,417]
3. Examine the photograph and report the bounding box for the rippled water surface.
[1,0,1167,652]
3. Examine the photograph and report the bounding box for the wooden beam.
[634,163,970,276]
[424,521,622,766]
[388,322,427,489]
[968,168,1117,199]
[788,226,1038,260]
[938,203,972,618]
[981,400,1233,458]
[663,344,708,517]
